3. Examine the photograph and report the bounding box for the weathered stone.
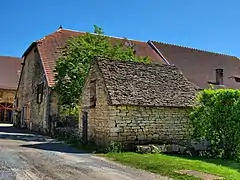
[110,127,123,133]
[136,145,152,154]
[190,140,210,151]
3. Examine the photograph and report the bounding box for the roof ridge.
[37,29,62,42]
[58,28,146,43]
[96,57,175,68]
[0,56,21,59]
[152,41,238,59]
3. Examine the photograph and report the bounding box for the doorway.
[0,102,13,122]
[82,111,88,144]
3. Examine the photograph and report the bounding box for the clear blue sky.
[0,0,239,57]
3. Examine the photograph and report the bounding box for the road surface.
[0,124,170,180]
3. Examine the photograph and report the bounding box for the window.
[90,80,96,108]
[37,83,44,104]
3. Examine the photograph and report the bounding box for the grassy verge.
[103,152,240,180]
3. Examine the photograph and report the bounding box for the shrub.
[190,89,240,160]
[54,25,149,113]
[106,141,123,153]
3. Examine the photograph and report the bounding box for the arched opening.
[0,102,13,122]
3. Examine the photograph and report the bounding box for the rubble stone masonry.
[79,61,192,147]
[107,105,191,145]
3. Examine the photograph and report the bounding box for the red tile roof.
[25,29,165,87]
[0,56,22,90]
[152,41,240,89]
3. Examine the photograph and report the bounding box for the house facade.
[79,58,197,146]
[14,28,164,132]
[14,48,51,131]
[0,56,21,123]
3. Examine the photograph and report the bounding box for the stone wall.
[16,47,49,132]
[107,105,191,146]
[79,61,110,146]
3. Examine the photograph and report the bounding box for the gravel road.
[0,124,170,180]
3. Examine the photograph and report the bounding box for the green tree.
[54,25,149,114]
[190,89,240,160]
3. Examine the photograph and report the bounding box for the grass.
[103,153,240,180]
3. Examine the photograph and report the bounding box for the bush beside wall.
[190,89,240,160]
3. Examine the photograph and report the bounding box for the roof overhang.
[22,42,37,58]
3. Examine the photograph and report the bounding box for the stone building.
[79,57,197,147]
[0,56,21,123]
[14,28,164,132]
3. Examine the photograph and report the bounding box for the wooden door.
[82,111,88,144]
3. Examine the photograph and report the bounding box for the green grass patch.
[103,153,240,180]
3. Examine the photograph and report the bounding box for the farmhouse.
[14,28,164,132]
[14,27,240,145]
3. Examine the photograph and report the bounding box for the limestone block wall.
[107,105,191,145]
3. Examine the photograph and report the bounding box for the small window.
[90,80,96,108]
[37,83,44,104]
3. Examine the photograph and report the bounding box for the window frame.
[37,82,44,104]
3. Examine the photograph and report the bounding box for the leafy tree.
[54,25,149,114]
[190,89,240,160]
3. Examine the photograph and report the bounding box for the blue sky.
[0,0,239,57]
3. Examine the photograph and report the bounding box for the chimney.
[216,68,223,85]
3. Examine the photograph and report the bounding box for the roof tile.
[35,29,165,87]
[152,41,240,89]
[0,56,22,90]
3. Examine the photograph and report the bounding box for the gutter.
[147,40,170,65]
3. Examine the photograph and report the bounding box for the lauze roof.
[96,58,197,107]
[152,41,240,89]
[0,56,21,90]
[23,28,165,87]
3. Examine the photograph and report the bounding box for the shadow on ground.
[20,142,88,154]
[0,125,49,142]
[172,154,240,172]
[0,124,89,154]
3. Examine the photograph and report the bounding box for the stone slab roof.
[96,58,197,107]
[0,56,21,90]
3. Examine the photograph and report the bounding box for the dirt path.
[0,124,170,180]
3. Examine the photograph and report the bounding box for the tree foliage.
[54,25,149,113]
[190,89,240,160]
